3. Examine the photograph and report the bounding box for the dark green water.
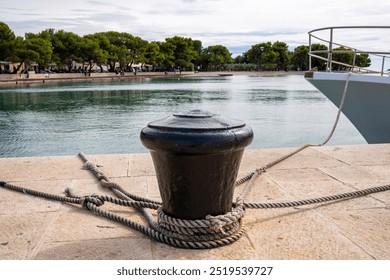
[0,75,365,157]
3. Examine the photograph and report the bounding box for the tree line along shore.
[0,21,371,75]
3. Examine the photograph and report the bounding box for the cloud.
[1,0,390,56]
[85,0,133,11]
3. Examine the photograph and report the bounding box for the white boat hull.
[305,72,390,144]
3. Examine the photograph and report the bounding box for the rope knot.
[205,205,245,234]
[81,195,104,209]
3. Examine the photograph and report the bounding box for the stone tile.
[290,182,384,212]
[0,155,87,182]
[34,237,153,260]
[241,146,344,173]
[83,153,131,178]
[1,145,390,260]
[313,144,390,166]
[272,147,346,170]
[128,153,155,177]
[361,165,390,185]
[266,167,332,183]
[238,148,298,174]
[235,173,388,259]
[113,176,149,198]
[68,176,149,199]
[42,208,147,243]
[65,178,107,197]
[264,165,387,212]
[0,212,58,259]
[318,165,384,185]
[318,208,390,259]
[0,180,69,214]
[152,234,258,260]
[234,175,287,203]
[244,208,372,259]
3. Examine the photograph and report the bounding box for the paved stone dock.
[0,144,389,260]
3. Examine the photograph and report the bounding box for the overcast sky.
[1,0,390,57]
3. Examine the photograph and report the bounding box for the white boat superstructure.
[305,26,390,144]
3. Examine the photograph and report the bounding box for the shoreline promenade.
[1,144,389,259]
[0,71,305,87]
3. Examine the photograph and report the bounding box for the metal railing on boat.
[308,26,390,76]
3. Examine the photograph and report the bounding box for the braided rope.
[0,181,82,204]
[1,152,389,250]
[1,74,388,249]
[242,184,390,209]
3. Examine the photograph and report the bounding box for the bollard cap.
[140,109,253,153]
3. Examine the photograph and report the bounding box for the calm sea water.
[0,74,366,157]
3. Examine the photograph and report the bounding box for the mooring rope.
[235,72,353,187]
[1,150,390,249]
[0,152,246,249]
[1,72,389,249]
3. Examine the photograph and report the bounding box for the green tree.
[332,47,354,71]
[200,45,232,70]
[145,42,163,69]
[101,31,131,71]
[51,30,81,70]
[192,39,203,67]
[245,43,266,70]
[86,33,110,71]
[291,45,309,71]
[165,36,198,70]
[24,31,54,71]
[332,47,371,71]
[309,43,328,71]
[272,41,289,71]
[245,42,279,70]
[233,55,246,64]
[79,36,106,72]
[0,22,16,61]
[14,34,53,71]
[125,35,148,69]
[355,53,371,68]
[21,28,81,71]
[156,41,175,70]
[261,50,279,71]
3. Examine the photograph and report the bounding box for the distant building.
[0,61,26,74]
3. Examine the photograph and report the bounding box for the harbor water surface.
[0,74,366,157]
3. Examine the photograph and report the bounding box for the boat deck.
[0,144,389,260]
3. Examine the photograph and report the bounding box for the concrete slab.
[0,144,389,260]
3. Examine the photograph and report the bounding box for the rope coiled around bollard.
[0,74,388,249]
[1,151,390,249]
[0,151,248,249]
[0,150,390,249]
[78,153,247,248]
[3,72,377,249]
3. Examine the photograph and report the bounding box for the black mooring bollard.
[140,109,253,220]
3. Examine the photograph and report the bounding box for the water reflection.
[246,89,289,102]
[0,75,366,157]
